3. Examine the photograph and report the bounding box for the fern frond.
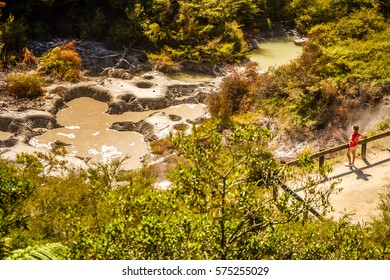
[5,243,69,260]
[0,237,14,259]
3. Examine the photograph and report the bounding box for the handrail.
[286,129,390,168]
[279,129,390,220]
[278,180,323,220]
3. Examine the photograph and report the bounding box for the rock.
[101,67,132,79]
[109,120,157,142]
[248,37,260,50]
[54,140,72,146]
[294,38,308,46]
[168,114,182,121]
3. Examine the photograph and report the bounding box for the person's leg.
[351,149,356,165]
[346,149,352,165]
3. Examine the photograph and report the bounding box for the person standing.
[346,124,362,167]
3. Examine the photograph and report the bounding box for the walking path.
[325,136,390,223]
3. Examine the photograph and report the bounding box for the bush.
[147,52,181,73]
[21,47,37,67]
[207,64,258,127]
[0,14,28,54]
[38,41,81,81]
[0,158,36,259]
[150,138,172,155]
[370,186,390,258]
[6,71,44,98]
[0,12,28,67]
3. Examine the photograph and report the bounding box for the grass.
[6,71,44,98]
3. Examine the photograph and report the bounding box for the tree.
[169,123,337,259]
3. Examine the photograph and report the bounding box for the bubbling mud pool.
[0,131,13,140]
[29,97,208,169]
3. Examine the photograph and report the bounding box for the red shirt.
[349,132,362,147]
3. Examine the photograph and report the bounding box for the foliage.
[376,118,390,132]
[287,0,379,32]
[64,166,176,260]
[0,1,389,262]
[1,0,291,63]
[150,138,172,155]
[235,6,389,138]
[2,0,388,64]
[168,123,337,259]
[56,123,339,260]
[259,218,381,259]
[0,158,36,259]
[5,242,69,260]
[5,71,44,98]
[0,146,388,259]
[38,41,82,81]
[207,63,259,127]
[21,47,37,67]
[0,13,28,66]
[146,17,248,63]
[370,186,390,258]
[308,7,389,80]
[147,52,182,73]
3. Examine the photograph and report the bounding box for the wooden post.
[361,143,367,159]
[319,148,325,168]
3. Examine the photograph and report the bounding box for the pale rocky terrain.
[0,69,219,170]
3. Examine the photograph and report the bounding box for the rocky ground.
[0,71,220,165]
[0,40,224,171]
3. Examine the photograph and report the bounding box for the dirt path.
[325,135,390,223]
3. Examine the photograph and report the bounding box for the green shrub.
[0,158,36,259]
[106,19,142,49]
[234,7,389,135]
[0,14,28,54]
[150,138,172,155]
[207,64,258,127]
[259,218,381,260]
[38,41,82,81]
[6,71,44,98]
[147,52,181,72]
[370,186,390,259]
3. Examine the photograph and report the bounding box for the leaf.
[5,243,70,260]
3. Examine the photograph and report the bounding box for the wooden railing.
[279,129,390,220]
[286,129,390,168]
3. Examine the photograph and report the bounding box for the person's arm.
[348,134,353,145]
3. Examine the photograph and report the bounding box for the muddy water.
[166,37,302,81]
[30,97,207,169]
[0,131,13,140]
[249,37,302,71]
[166,71,215,82]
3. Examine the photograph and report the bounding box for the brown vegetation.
[38,41,82,82]
[5,71,44,98]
